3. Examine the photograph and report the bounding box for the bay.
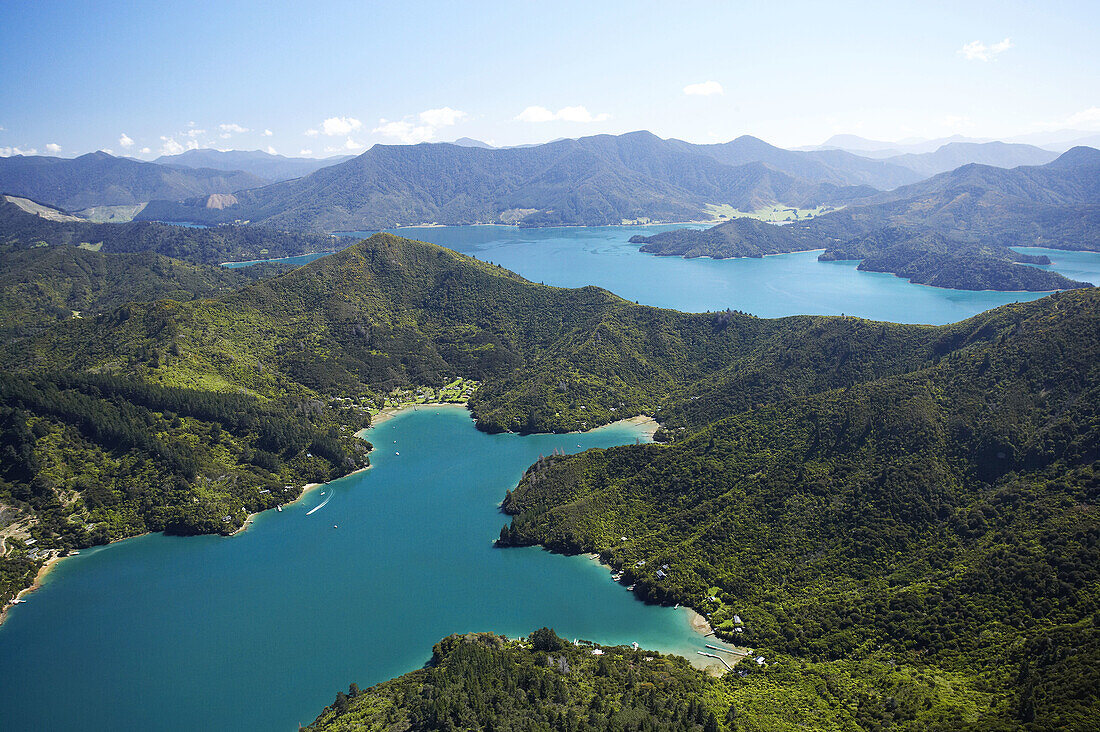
[0,407,706,731]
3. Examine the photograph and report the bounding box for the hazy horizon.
[2,0,1098,159]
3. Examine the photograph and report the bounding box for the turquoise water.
[1014,246,1100,286]
[0,407,707,731]
[363,225,1100,325]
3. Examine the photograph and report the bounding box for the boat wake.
[305,489,333,516]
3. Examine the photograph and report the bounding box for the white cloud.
[266,145,278,155]
[516,106,556,123]
[959,37,1012,61]
[101,149,114,155]
[119,133,134,148]
[160,137,184,155]
[683,81,723,96]
[313,116,362,136]
[0,146,37,156]
[940,114,974,130]
[558,106,610,122]
[262,128,273,136]
[299,148,313,156]
[325,137,367,152]
[1033,106,1100,133]
[515,105,610,123]
[140,147,151,154]
[373,119,435,144]
[185,128,205,139]
[159,136,201,155]
[45,142,61,153]
[219,122,249,134]
[419,107,467,127]
[1065,106,1100,128]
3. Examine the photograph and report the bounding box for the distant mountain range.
[807,131,1100,156]
[155,149,353,182]
[3,132,1095,234]
[630,147,1100,291]
[666,135,921,189]
[807,145,1100,249]
[0,151,267,212]
[137,131,911,231]
[880,141,1059,178]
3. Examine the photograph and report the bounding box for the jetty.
[697,651,733,671]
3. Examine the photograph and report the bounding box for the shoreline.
[0,552,66,626]
[0,404,658,627]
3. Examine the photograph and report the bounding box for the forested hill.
[309,627,1059,731]
[0,151,266,210]
[134,131,884,231]
[307,630,733,732]
[0,197,342,265]
[498,288,1100,730]
[631,217,824,259]
[817,227,1090,291]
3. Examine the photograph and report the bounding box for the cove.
[0,407,708,731]
[342,224,1100,325]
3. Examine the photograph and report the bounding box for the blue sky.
[1,0,1097,158]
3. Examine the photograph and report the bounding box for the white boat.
[276,505,283,512]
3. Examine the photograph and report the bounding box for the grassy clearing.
[704,203,840,223]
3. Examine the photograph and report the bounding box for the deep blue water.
[0,408,708,731]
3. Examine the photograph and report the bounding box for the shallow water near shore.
[0,407,710,731]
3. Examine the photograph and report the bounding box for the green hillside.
[498,289,1100,730]
[0,244,288,339]
[308,628,1054,731]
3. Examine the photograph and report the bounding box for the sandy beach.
[620,414,659,438]
[367,402,469,428]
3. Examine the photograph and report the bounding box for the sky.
[1,0,1098,158]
